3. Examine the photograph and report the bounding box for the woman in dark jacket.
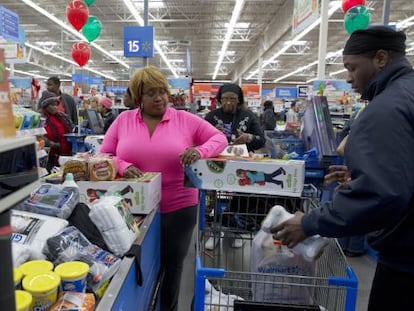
[40,91,74,171]
[261,100,277,130]
[205,83,265,152]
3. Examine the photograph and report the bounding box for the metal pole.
[257,39,263,96]
[382,0,391,25]
[317,0,329,79]
[0,210,16,311]
[143,0,149,67]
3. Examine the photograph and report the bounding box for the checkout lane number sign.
[123,26,154,58]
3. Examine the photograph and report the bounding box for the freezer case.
[97,208,161,311]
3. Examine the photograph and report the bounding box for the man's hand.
[325,165,350,191]
[270,212,307,248]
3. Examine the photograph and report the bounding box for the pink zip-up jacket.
[100,107,227,213]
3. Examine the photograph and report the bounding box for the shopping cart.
[194,188,358,311]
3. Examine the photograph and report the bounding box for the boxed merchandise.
[84,135,105,154]
[185,158,304,197]
[78,173,161,214]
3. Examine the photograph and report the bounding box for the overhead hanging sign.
[275,87,298,99]
[297,85,309,98]
[72,74,102,85]
[292,0,319,36]
[123,26,154,58]
[0,6,19,43]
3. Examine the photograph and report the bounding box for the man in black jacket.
[272,26,414,310]
[46,76,78,125]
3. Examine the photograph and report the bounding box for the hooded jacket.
[302,57,414,274]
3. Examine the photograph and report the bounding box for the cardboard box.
[84,135,105,154]
[185,158,305,197]
[78,173,161,214]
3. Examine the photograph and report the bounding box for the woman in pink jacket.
[100,66,227,311]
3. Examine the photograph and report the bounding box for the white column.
[317,0,329,79]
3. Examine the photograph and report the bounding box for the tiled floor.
[178,230,377,311]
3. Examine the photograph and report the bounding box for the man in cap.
[271,26,414,310]
[97,97,116,133]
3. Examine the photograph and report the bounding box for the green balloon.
[84,0,95,6]
[344,5,371,35]
[82,15,102,42]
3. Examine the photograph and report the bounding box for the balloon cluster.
[342,0,370,35]
[66,0,102,67]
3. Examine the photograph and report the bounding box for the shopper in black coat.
[205,83,265,152]
[261,100,277,130]
[271,26,414,311]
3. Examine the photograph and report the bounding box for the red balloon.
[342,0,366,13]
[72,42,91,67]
[66,0,89,31]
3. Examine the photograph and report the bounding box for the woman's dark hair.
[216,83,244,106]
[263,100,273,109]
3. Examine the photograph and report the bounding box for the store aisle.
[178,232,376,311]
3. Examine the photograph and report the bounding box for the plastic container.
[19,260,54,277]
[54,261,90,293]
[15,290,33,311]
[14,267,23,289]
[22,271,61,311]
[62,173,79,189]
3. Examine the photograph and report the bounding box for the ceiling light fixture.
[272,48,343,82]
[213,0,245,80]
[6,67,48,79]
[329,68,347,76]
[20,0,129,71]
[396,15,414,29]
[305,77,317,83]
[122,0,178,77]
[26,42,117,80]
[273,61,318,82]
[246,1,341,80]
[406,46,414,53]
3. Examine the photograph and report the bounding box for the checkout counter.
[97,208,161,311]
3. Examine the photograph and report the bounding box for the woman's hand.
[180,148,200,166]
[123,165,143,178]
[325,165,351,191]
[233,129,253,145]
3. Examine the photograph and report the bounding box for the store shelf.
[16,128,46,137]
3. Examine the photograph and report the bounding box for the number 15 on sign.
[128,40,140,53]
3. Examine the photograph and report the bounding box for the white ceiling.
[1,0,414,84]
